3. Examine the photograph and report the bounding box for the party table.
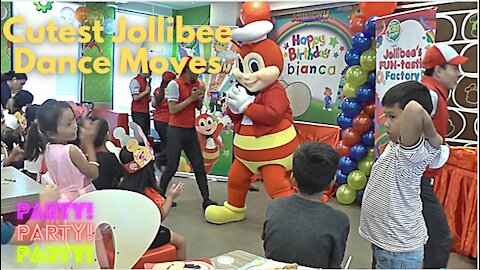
[1,166,43,214]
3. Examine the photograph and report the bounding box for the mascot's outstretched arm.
[205,2,299,225]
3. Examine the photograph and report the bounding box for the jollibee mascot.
[205,2,299,224]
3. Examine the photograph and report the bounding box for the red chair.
[92,108,129,147]
[103,232,177,269]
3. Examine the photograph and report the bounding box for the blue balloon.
[361,130,375,147]
[341,97,362,118]
[365,16,378,38]
[344,49,361,66]
[103,18,115,34]
[338,156,358,175]
[337,113,353,129]
[355,189,365,205]
[367,71,376,87]
[336,170,348,185]
[355,84,375,104]
[350,143,368,161]
[351,32,372,52]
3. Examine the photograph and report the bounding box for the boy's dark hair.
[87,115,109,148]
[1,129,22,151]
[423,64,447,77]
[118,146,159,195]
[381,80,433,114]
[11,90,34,112]
[293,142,340,195]
[1,71,28,82]
[24,100,73,161]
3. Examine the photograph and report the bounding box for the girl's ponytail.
[24,122,46,161]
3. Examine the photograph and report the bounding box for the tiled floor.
[162,177,477,269]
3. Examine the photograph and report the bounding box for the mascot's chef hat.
[232,2,274,44]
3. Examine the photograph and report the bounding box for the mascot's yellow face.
[233,39,283,93]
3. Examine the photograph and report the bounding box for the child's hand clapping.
[167,183,185,200]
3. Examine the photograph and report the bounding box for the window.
[113,12,172,113]
[12,2,82,104]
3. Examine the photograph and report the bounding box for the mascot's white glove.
[227,85,255,114]
[218,115,232,126]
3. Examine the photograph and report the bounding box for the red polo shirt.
[167,75,200,128]
[153,87,170,123]
[421,75,449,178]
[131,75,150,114]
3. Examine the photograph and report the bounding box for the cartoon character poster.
[374,7,437,156]
[270,7,353,125]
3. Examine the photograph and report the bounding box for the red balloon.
[363,102,376,118]
[240,2,272,25]
[76,7,90,24]
[349,16,366,34]
[353,112,372,132]
[342,128,361,147]
[359,2,398,19]
[336,140,351,157]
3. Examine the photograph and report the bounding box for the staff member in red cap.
[130,68,152,136]
[152,71,176,170]
[421,44,468,268]
[159,58,217,210]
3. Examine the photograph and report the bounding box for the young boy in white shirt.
[359,81,445,269]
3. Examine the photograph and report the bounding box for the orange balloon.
[336,140,351,157]
[342,128,361,147]
[363,102,376,118]
[353,112,372,132]
[240,2,271,25]
[359,2,397,19]
[349,16,366,34]
[76,6,90,24]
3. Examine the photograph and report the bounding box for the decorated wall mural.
[271,7,353,125]
[1,3,12,73]
[434,2,477,146]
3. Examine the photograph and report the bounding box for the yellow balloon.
[343,83,356,98]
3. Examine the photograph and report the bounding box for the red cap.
[162,71,176,82]
[423,44,469,69]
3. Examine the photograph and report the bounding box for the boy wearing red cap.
[130,68,152,136]
[159,58,217,210]
[420,44,468,268]
[152,71,176,170]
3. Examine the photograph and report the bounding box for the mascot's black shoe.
[202,199,218,211]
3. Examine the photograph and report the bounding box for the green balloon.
[336,184,356,205]
[88,10,104,26]
[347,170,367,190]
[343,83,356,98]
[358,158,375,176]
[346,65,367,88]
[367,147,375,158]
[360,50,376,71]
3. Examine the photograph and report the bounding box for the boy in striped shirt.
[359,81,444,269]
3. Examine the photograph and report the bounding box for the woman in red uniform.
[152,71,176,170]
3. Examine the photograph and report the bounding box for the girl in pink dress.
[24,100,110,268]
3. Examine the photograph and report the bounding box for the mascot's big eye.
[199,119,206,127]
[237,58,244,73]
[248,58,260,73]
[207,118,213,125]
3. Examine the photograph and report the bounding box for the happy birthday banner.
[374,7,437,155]
[3,15,232,75]
[271,7,353,125]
